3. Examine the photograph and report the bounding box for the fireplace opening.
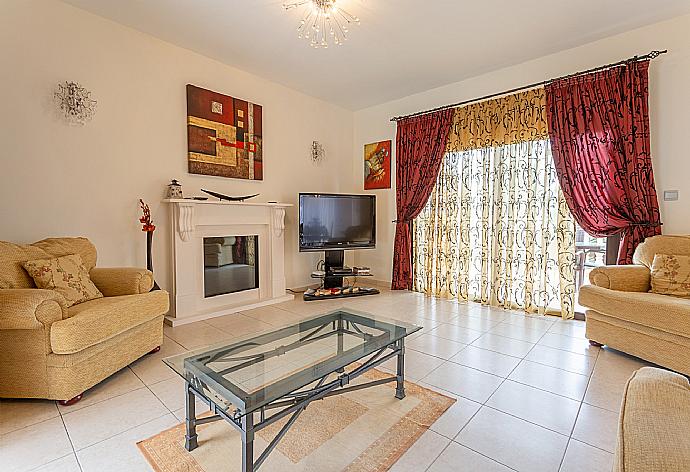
[203,236,259,298]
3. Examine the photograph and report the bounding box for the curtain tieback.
[628,222,663,227]
[392,219,413,223]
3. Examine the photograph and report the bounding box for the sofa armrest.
[90,267,154,296]
[588,265,650,292]
[614,367,690,472]
[0,289,67,330]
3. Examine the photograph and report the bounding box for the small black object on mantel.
[200,189,260,202]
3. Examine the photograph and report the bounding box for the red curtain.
[392,110,454,289]
[545,60,661,264]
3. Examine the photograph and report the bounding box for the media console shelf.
[303,249,380,301]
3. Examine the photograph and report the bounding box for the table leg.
[395,338,406,400]
[241,412,255,472]
[184,382,198,451]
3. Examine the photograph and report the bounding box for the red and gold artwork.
[364,140,391,190]
[186,84,263,180]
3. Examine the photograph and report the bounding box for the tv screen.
[299,194,376,251]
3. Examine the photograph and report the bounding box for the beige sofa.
[0,237,169,403]
[614,367,690,472]
[579,235,690,376]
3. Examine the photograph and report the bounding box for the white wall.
[0,0,354,290]
[351,14,690,284]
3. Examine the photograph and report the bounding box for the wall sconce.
[54,81,97,125]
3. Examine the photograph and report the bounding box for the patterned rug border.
[137,367,455,472]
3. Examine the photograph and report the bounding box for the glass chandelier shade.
[283,0,360,48]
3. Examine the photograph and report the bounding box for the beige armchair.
[0,237,169,404]
[579,235,690,376]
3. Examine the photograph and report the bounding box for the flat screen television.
[299,193,376,251]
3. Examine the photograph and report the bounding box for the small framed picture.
[364,140,391,190]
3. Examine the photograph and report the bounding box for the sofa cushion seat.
[579,285,690,338]
[50,290,169,354]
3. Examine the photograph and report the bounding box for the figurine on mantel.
[166,179,183,199]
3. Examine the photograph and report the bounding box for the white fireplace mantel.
[163,198,293,326]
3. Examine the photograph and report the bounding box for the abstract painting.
[364,140,391,189]
[186,84,263,180]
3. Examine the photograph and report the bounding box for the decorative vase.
[146,231,161,291]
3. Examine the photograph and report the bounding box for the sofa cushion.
[32,238,98,272]
[650,254,690,298]
[614,367,690,472]
[633,235,690,269]
[50,291,169,354]
[579,285,690,338]
[22,254,103,307]
[0,241,51,289]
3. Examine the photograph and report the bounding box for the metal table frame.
[180,315,410,472]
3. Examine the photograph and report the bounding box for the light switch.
[663,190,679,201]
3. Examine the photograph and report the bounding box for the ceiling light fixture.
[282,0,360,49]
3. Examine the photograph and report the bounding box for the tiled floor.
[0,288,654,472]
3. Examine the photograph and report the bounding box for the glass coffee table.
[164,309,420,472]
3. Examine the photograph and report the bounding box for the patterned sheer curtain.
[412,89,576,318]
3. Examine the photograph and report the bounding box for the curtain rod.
[390,50,667,122]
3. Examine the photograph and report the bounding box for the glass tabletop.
[164,309,420,414]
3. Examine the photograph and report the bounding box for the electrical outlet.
[663,190,679,202]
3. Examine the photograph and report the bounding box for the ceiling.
[61,0,690,110]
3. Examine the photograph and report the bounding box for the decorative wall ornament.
[364,140,391,189]
[54,81,97,125]
[186,84,263,180]
[311,141,325,164]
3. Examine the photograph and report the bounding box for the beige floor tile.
[77,414,178,472]
[548,320,587,338]
[242,305,304,326]
[538,333,600,357]
[560,439,614,472]
[205,312,273,337]
[486,380,581,435]
[422,362,503,403]
[594,348,650,380]
[471,333,535,358]
[583,372,628,412]
[572,403,619,453]
[428,323,483,344]
[0,399,59,435]
[406,333,466,359]
[429,396,481,439]
[509,360,589,400]
[164,321,235,349]
[0,417,73,472]
[389,430,450,472]
[524,345,596,376]
[449,346,521,377]
[379,350,446,381]
[148,376,209,413]
[32,454,81,472]
[501,315,555,331]
[129,338,187,386]
[444,314,501,332]
[456,407,569,472]
[61,387,168,450]
[57,367,144,414]
[488,323,548,342]
[428,442,512,472]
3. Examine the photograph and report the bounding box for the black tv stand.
[303,249,380,301]
[324,249,345,288]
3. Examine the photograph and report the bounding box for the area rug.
[137,367,455,472]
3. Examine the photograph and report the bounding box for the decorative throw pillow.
[650,254,690,298]
[21,254,103,307]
